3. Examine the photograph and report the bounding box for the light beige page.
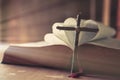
[52,18,119,50]
[0,44,9,62]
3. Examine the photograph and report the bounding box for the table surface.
[0,63,119,80]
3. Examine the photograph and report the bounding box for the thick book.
[0,18,120,77]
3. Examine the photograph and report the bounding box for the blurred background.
[0,0,119,43]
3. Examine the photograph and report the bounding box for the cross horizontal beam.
[57,26,99,32]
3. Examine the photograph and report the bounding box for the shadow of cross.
[56,14,99,78]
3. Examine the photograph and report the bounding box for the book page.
[10,41,53,47]
[52,18,116,49]
[44,33,67,46]
[5,17,117,50]
[1,17,117,50]
[89,38,120,49]
[52,23,72,47]
[0,44,9,62]
[9,34,67,47]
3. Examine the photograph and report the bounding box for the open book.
[1,18,120,77]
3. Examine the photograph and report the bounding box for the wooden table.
[0,63,119,80]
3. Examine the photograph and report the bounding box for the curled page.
[52,18,116,49]
[44,33,67,46]
[52,23,71,47]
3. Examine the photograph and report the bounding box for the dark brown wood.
[56,14,99,77]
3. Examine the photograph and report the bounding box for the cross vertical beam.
[57,14,98,78]
[69,14,82,78]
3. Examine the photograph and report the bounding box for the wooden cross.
[57,14,99,78]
